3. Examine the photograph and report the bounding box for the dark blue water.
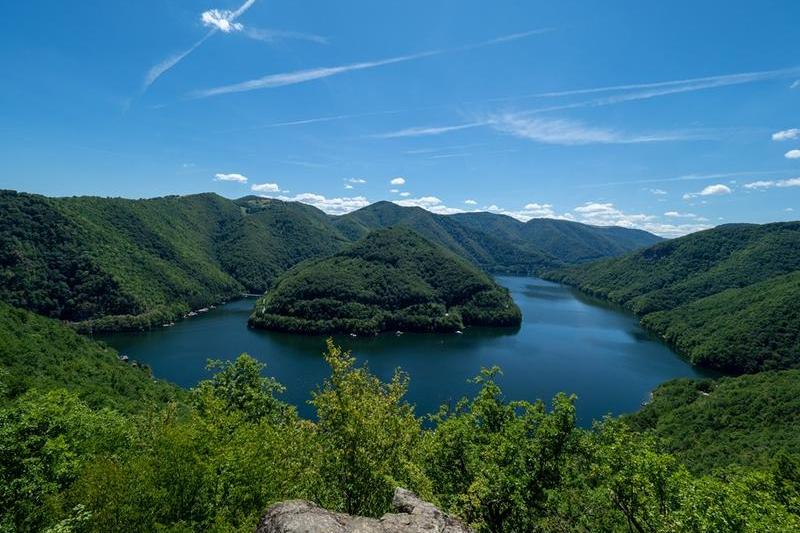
[98,277,715,425]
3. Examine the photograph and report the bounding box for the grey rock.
[255,488,472,533]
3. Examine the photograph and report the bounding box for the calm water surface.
[98,277,716,425]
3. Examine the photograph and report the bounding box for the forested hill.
[0,301,180,411]
[546,222,800,373]
[332,200,662,269]
[627,370,800,473]
[0,191,347,331]
[0,190,658,331]
[249,227,522,334]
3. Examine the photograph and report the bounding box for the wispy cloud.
[191,51,440,98]
[489,114,711,145]
[584,170,786,188]
[486,66,800,109]
[744,177,800,190]
[143,0,257,91]
[214,172,248,183]
[190,29,549,98]
[241,27,328,45]
[225,110,403,132]
[370,122,486,139]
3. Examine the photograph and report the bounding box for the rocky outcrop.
[255,488,473,533]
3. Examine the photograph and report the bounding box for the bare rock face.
[255,488,472,533]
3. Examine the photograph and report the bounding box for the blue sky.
[1,0,798,236]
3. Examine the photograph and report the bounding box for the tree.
[310,339,426,516]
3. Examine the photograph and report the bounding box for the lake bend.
[98,276,717,425]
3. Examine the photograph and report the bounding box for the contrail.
[142,0,257,91]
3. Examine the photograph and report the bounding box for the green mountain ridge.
[545,221,800,373]
[248,227,522,334]
[1,190,659,331]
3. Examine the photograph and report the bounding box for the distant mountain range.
[0,190,660,331]
[546,222,800,373]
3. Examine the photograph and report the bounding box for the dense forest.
[546,222,800,373]
[0,191,659,332]
[2,309,799,532]
[628,370,800,473]
[249,227,522,334]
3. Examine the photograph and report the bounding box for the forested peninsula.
[248,227,522,334]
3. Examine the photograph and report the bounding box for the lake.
[98,277,716,425]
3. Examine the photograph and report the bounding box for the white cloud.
[201,9,244,32]
[241,28,328,45]
[399,191,411,197]
[262,193,369,215]
[347,178,367,184]
[214,172,248,183]
[190,30,547,98]
[785,149,800,159]
[494,66,800,112]
[664,211,697,218]
[143,0,256,91]
[370,122,485,139]
[772,129,799,141]
[390,177,406,185]
[344,184,354,189]
[389,189,400,194]
[786,207,795,212]
[464,199,478,205]
[533,67,800,99]
[395,196,464,215]
[570,202,710,237]
[523,203,555,216]
[489,114,709,145]
[251,182,280,192]
[647,188,668,195]
[743,177,800,190]
[683,184,732,199]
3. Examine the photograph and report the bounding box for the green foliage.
[547,222,800,372]
[0,389,131,532]
[0,192,348,331]
[310,339,426,516]
[1,338,798,532]
[249,227,522,334]
[627,370,800,473]
[0,302,180,411]
[192,354,293,424]
[1,191,656,332]
[334,201,661,273]
[422,368,579,532]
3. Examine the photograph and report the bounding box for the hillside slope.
[0,302,180,411]
[333,201,661,271]
[249,227,522,334]
[0,191,347,330]
[627,370,800,473]
[546,222,800,372]
[1,191,660,331]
